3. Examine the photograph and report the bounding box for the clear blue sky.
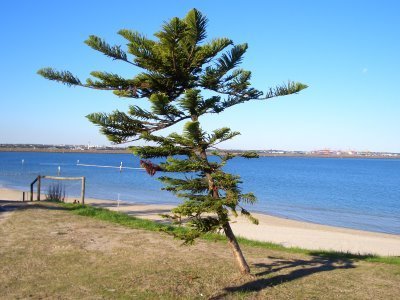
[1,0,399,152]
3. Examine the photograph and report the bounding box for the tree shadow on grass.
[211,256,356,299]
[5,201,175,226]
[0,200,41,213]
[0,200,87,214]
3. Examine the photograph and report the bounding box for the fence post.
[81,177,86,205]
[37,176,41,201]
[30,176,39,201]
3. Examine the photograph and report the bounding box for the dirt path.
[0,201,29,224]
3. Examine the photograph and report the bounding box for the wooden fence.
[29,175,86,204]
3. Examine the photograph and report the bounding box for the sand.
[1,187,399,256]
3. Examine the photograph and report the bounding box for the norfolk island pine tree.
[38,9,307,274]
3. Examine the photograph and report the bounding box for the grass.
[64,202,173,231]
[58,201,400,265]
[1,201,399,299]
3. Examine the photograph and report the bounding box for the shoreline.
[1,187,399,256]
[1,148,399,159]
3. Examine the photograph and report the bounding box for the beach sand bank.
[1,187,399,256]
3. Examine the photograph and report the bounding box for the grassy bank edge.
[41,201,400,265]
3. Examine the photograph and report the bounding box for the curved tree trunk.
[198,147,251,275]
[223,220,251,274]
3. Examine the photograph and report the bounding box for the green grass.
[52,201,400,265]
[234,237,400,265]
[64,203,172,232]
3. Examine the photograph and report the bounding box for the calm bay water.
[0,152,399,234]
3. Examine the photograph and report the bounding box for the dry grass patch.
[0,203,399,299]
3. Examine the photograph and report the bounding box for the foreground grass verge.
[1,202,399,299]
[58,201,400,265]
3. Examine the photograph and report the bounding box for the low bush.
[45,183,65,202]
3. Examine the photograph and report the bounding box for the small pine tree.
[38,9,307,274]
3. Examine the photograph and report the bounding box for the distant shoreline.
[0,147,399,159]
[0,148,130,154]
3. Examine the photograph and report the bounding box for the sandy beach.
[1,187,399,256]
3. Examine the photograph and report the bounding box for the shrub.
[45,183,66,202]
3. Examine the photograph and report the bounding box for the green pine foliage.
[38,8,307,272]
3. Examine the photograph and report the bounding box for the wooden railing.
[29,175,86,204]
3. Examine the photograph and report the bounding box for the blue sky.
[1,0,399,152]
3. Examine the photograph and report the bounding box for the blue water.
[1,152,399,234]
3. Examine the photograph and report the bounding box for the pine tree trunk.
[223,220,251,274]
[198,147,251,275]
